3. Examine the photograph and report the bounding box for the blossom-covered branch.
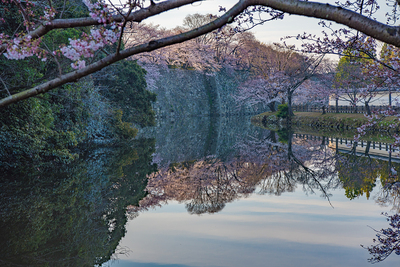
[362,213,400,263]
[4,0,400,107]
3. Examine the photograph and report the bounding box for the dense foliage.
[0,3,156,169]
[95,60,157,128]
[276,103,289,119]
[0,138,157,266]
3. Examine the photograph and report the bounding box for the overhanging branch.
[3,0,400,107]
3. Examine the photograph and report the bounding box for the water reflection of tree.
[246,131,340,201]
[0,138,156,267]
[129,158,262,215]
[376,181,400,214]
[138,128,400,263]
[332,140,400,213]
[130,130,343,215]
[364,169,400,263]
[336,151,379,200]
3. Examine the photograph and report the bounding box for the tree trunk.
[287,93,294,116]
[267,101,276,112]
[365,103,371,115]
[365,141,371,156]
[287,131,293,160]
[287,93,294,127]
[322,106,326,114]
[353,105,357,114]
[335,138,339,154]
[335,98,339,113]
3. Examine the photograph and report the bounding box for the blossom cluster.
[2,0,121,69]
[363,212,400,263]
[59,28,120,69]
[82,0,113,25]
[3,35,45,61]
[40,7,56,22]
[354,109,400,141]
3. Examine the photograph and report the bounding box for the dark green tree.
[0,138,157,266]
[96,60,157,127]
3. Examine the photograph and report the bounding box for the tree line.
[2,0,400,107]
[4,0,400,163]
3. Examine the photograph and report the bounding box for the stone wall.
[139,115,269,167]
[144,65,268,118]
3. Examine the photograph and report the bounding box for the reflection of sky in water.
[107,186,398,267]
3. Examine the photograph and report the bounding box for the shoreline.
[251,111,399,142]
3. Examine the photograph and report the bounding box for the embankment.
[252,112,400,134]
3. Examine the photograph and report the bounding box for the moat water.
[1,115,399,267]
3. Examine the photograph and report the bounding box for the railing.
[294,134,395,151]
[294,133,399,162]
[292,105,400,114]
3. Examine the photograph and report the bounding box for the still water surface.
[1,115,399,267]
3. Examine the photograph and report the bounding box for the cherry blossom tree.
[236,43,325,118]
[292,58,337,114]
[182,13,250,67]
[124,13,258,71]
[125,22,221,71]
[281,0,400,116]
[235,42,285,112]
[4,0,400,108]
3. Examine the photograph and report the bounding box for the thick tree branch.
[3,0,400,107]
[0,0,250,107]
[3,0,400,51]
[251,0,400,47]
[0,0,202,53]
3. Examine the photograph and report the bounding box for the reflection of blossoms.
[362,213,400,263]
[128,131,340,216]
[127,158,262,215]
[376,178,400,213]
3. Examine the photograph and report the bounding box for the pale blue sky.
[105,184,397,267]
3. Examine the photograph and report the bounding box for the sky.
[146,0,324,47]
[105,184,398,267]
[145,0,392,49]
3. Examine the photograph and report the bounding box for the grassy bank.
[251,111,399,142]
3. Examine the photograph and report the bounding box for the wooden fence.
[294,134,400,162]
[294,134,396,152]
[292,105,400,114]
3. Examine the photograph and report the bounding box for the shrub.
[276,104,289,119]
